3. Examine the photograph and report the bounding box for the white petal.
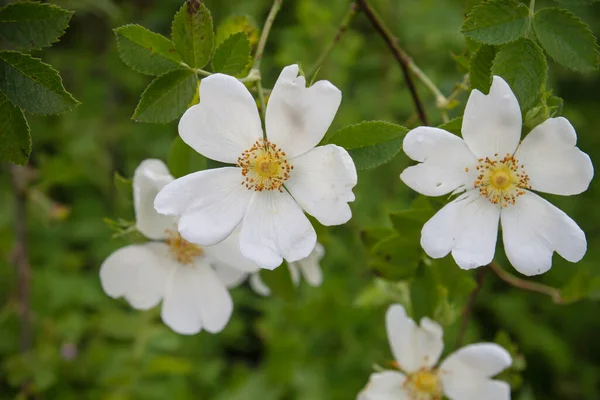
[286,144,357,225]
[294,242,325,286]
[442,379,511,400]
[386,304,444,373]
[179,74,262,163]
[99,243,174,310]
[249,272,271,296]
[133,159,176,240]
[501,191,587,276]
[400,127,478,196]
[421,190,500,270]
[239,190,317,269]
[515,117,593,196]
[462,76,522,158]
[287,262,301,286]
[154,167,253,246]
[203,228,261,273]
[265,64,342,158]
[212,264,248,288]
[357,371,408,400]
[161,263,233,335]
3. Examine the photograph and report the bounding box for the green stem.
[529,0,535,15]
[489,261,563,304]
[253,0,283,71]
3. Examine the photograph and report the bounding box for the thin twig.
[489,261,563,304]
[456,268,486,349]
[9,165,32,352]
[308,1,359,79]
[356,0,428,125]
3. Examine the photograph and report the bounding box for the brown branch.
[356,0,429,125]
[456,267,486,349]
[9,164,32,352]
[489,261,563,304]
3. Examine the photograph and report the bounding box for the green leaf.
[133,69,197,123]
[0,91,30,164]
[553,0,600,4]
[113,171,133,201]
[370,235,420,280]
[0,1,73,50]
[410,264,439,321]
[461,0,530,45]
[437,117,463,135]
[171,0,214,69]
[327,121,408,170]
[259,264,295,301]
[0,51,79,115]
[167,136,207,178]
[491,38,547,110]
[470,44,496,93]
[114,24,182,76]
[211,32,251,75]
[215,15,259,46]
[533,8,599,72]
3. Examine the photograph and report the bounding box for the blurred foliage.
[1,0,600,399]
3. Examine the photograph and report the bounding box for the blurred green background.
[1,0,600,398]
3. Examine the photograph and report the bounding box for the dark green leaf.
[461,0,530,45]
[533,8,599,72]
[114,24,182,76]
[410,264,439,321]
[259,263,295,301]
[370,235,420,280]
[133,69,197,123]
[167,136,207,178]
[470,44,496,93]
[171,0,214,69]
[0,51,79,115]
[0,1,73,50]
[491,38,547,110]
[389,207,434,236]
[437,117,463,135]
[0,91,30,164]
[211,32,250,75]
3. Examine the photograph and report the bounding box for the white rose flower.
[400,76,593,276]
[100,159,260,335]
[358,304,512,400]
[154,64,357,269]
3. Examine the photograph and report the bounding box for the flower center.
[473,153,531,207]
[237,138,292,192]
[404,369,442,400]
[165,229,203,265]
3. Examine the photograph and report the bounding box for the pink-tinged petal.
[179,74,262,163]
[462,76,522,158]
[357,371,409,400]
[265,64,342,158]
[501,191,586,276]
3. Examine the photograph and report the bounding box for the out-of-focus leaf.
[370,235,420,280]
[215,15,259,46]
[0,91,30,164]
[259,263,295,301]
[167,136,207,178]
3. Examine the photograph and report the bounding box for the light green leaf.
[491,38,547,110]
[133,69,197,123]
[0,91,30,164]
[553,0,600,4]
[461,0,530,45]
[167,136,207,178]
[326,121,408,170]
[0,1,73,50]
[533,8,599,72]
[410,264,439,321]
[114,24,182,76]
[145,355,192,376]
[211,32,251,75]
[215,15,259,46]
[437,117,463,136]
[0,51,79,115]
[171,0,214,69]
[469,44,496,93]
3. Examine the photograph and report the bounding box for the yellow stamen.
[473,153,531,208]
[403,369,443,400]
[165,229,203,265]
[237,138,292,192]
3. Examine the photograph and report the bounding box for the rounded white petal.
[286,144,357,226]
[212,263,248,289]
[179,74,262,163]
[203,228,261,273]
[294,242,325,286]
[386,304,444,373]
[442,379,511,400]
[357,371,409,400]
[154,167,253,246]
[99,242,174,310]
[515,117,593,196]
[249,272,271,296]
[239,190,317,269]
[287,262,301,286]
[421,190,500,270]
[462,76,522,158]
[400,127,478,196]
[501,191,587,276]
[265,64,342,158]
[133,159,176,240]
[161,262,233,335]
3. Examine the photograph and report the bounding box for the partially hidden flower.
[358,304,512,400]
[154,64,357,269]
[400,76,593,276]
[100,159,261,335]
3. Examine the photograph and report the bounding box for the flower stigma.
[403,369,443,400]
[165,229,203,265]
[237,138,293,192]
[473,153,531,207]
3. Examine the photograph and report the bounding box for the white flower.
[400,76,593,276]
[358,304,512,400]
[154,64,357,269]
[100,159,260,335]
